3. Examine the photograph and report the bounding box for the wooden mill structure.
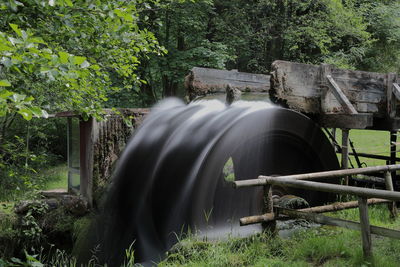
[186,60,400,186]
[185,60,400,259]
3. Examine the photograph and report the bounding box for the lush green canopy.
[0,0,399,197]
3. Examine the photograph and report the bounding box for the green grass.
[159,205,400,266]
[41,164,68,190]
[333,129,391,167]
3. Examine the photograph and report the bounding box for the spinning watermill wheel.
[77,98,339,266]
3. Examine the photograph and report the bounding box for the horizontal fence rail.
[233,164,400,188]
[233,163,400,260]
[260,177,400,201]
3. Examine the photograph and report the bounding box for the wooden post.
[358,197,372,259]
[342,129,350,186]
[390,131,397,190]
[262,185,276,233]
[386,73,397,118]
[384,171,398,218]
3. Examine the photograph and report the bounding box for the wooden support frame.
[234,164,400,260]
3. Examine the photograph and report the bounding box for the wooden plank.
[387,73,397,118]
[326,75,358,114]
[239,198,389,226]
[233,164,400,188]
[279,207,400,239]
[392,83,400,101]
[358,197,372,258]
[270,60,388,117]
[240,212,275,226]
[298,198,389,213]
[271,61,322,113]
[319,114,373,129]
[185,67,270,100]
[261,177,400,201]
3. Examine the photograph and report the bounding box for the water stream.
[77,98,339,266]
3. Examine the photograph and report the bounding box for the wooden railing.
[232,164,400,259]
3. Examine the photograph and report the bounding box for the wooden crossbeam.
[393,83,400,101]
[326,75,358,114]
[233,164,400,188]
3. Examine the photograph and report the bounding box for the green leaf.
[90,64,100,70]
[80,60,90,68]
[41,109,49,118]
[29,106,43,117]
[58,51,69,64]
[9,23,22,37]
[0,89,13,98]
[17,108,33,120]
[73,56,86,65]
[64,0,73,7]
[30,37,46,44]
[0,80,11,87]
[11,93,26,102]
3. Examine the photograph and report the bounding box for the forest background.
[0,0,399,199]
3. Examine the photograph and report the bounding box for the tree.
[0,0,166,197]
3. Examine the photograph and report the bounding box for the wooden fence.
[233,164,400,259]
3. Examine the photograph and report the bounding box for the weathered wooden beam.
[260,177,400,201]
[358,197,372,258]
[298,198,389,213]
[279,208,400,239]
[326,75,358,114]
[270,61,388,119]
[185,67,270,100]
[233,164,400,188]
[234,164,400,188]
[319,114,373,129]
[387,73,397,118]
[240,212,275,226]
[392,83,400,101]
[239,198,389,226]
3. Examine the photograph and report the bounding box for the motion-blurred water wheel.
[78,99,339,266]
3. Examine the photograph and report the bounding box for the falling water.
[77,98,339,266]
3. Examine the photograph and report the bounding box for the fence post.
[358,197,372,259]
[384,171,398,218]
[262,184,276,234]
